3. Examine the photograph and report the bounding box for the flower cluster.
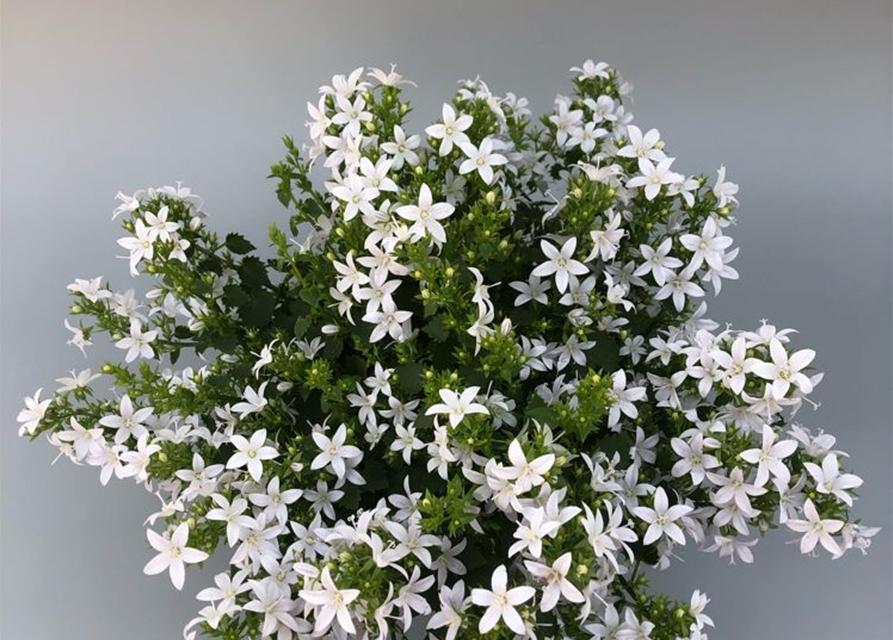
[19,61,878,640]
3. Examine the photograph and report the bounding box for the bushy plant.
[18,60,877,640]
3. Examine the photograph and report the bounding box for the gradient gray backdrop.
[2,1,891,638]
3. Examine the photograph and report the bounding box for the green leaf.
[596,432,632,462]
[223,284,250,308]
[395,363,425,395]
[293,316,312,339]
[238,256,271,289]
[225,233,256,254]
[240,290,275,327]
[525,404,559,427]
[299,287,323,307]
[423,315,450,342]
[323,336,343,359]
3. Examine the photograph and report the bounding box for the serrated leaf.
[299,287,323,307]
[423,315,450,342]
[223,284,250,308]
[238,256,271,289]
[241,290,275,327]
[225,233,256,255]
[395,363,425,395]
[293,316,312,339]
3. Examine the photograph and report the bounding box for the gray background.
[2,0,891,638]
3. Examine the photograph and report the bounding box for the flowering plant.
[19,60,878,640]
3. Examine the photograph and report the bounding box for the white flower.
[57,416,105,461]
[654,266,704,312]
[64,318,92,355]
[493,440,555,493]
[459,138,508,185]
[680,217,733,271]
[243,578,303,638]
[312,423,362,478]
[226,428,279,481]
[120,433,160,482]
[584,603,622,639]
[304,480,344,520]
[705,534,758,564]
[321,67,368,99]
[363,301,412,343]
[531,237,589,294]
[671,433,721,486]
[426,104,473,155]
[99,394,152,444]
[364,362,393,396]
[332,174,379,221]
[427,581,467,640]
[112,191,141,219]
[570,59,610,80]
[509,274,550,306]
[750,338,816,397]
[713,164,739,207]
[524,552,585,611]
[395,184,455,245]
[332,94,372,137]
[585,210,624,262]
[509,507,558,557]
[114,319,157,363]
[626,157,683,200]
[616,125,666,161]
[804,453,863,506]
[786,499,844,555]
[549,99,583,146]
[568,121,607,154]
[143,523,209,590]
[250,341,277,378]
[738,424,798,487]
[117,220,155,275]
[711,336,759,395]
[143,206,180,242]
[471,565,535,635]
[206,494,256,547]
[425,387,489,428]
[67,276,111,302]
[17,388,51,436]
[620,609,655,640]
[249,476,303,525]
[380,125,421,169]
[632,487,693,545]
[634,238,683,286]
[232,382,269,417]
[299,566,361,635]
[708,467,767,515]
[606,370,647,430]
[390,423,425,464]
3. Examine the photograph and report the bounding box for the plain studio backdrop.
[1,1,891,638]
